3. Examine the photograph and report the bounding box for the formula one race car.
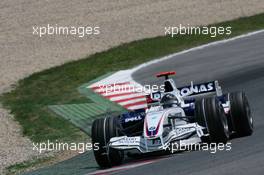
[91,71,253,168]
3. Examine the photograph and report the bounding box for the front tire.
[195,97,229,143]
[91,116,124,168]
[229,92,253,137]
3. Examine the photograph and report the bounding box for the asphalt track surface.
[25,31,264,175]
[130,31,264,175]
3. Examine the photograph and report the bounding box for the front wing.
[109,123,205,153]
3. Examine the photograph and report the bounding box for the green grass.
[1,13,264,142]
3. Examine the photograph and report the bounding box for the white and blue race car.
[91,71,253,168]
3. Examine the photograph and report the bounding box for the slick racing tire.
[228,92,253,137]
[195,97,229,143]
[91,116,124,168]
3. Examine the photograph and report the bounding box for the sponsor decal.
[148,126,156,131]
[175,127,193,135]
[179,82,215,96]
[125,115,142,122]
[117,137,140,145]
[151,91,162,100]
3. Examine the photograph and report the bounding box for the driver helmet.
[160,93,179,108]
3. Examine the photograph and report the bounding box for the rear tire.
[91,116,124,168]
[195,97,229,143]
[229,92,253,137]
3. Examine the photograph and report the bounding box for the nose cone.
[144,111,164,138]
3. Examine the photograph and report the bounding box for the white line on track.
[87,159,158,175]
[91,30,264,86]
[130,30,264,75]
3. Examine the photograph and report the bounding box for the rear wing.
[178,80,223,97]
